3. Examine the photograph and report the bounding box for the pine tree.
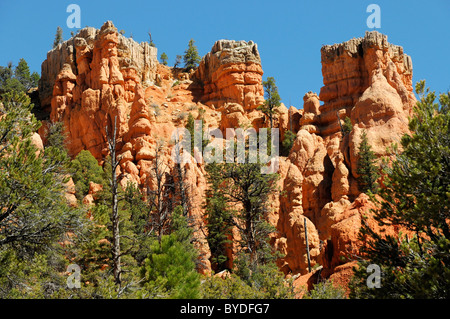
[0,91,81,250]
[342,116,353,136]
[70,150,106,199]
[349,81,450,299]
[205,163,233,272]
[206,161,279,267]
[148,30,155,47]
[140,206,200,299]
[258,77,281,129]
[281,129,296,156]
[0,91,85,297]
[183,39,201,71]
[30,71,40,88]
[53,26,63,48]
[174,55,182,69]
[14,58,31,89]
[0,59,39,93]
[356,130,379,193]
[160,52,168,66]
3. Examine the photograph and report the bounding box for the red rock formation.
[271,32,416,287]
[38,24,416,288]
[194,40,264,110]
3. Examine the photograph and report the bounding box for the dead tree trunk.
[106,116,122,288]
[147,140,172,243]
[304,217,312,273]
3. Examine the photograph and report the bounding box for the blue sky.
[0,0,448,108]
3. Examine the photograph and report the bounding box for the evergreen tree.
[30,71,40,88]
[258,77,281,129]
[0,91,81,251]
[160,52,168,66]
[70,150,106,199]
[0,62,13,87]
[281,129,296,156]
[174,55,182,69]
[303,279,347,299]
[183,39,201,71]
[0,91,85,297]
[140,206,200,299]
[14,58,31,89]
[148,30,155,47]
[205,163,233,272]
[349,81,450,299]
[200,261,296,299]
[342,116,353,136]
[0,59,39,93]
[206,161,278,267]
[356,130,379,193]
[53,26,63,48]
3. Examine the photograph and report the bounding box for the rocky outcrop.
[40,24,158,109]
[271,31,415,284]
[38,24,416,288]
[194,40,264,111]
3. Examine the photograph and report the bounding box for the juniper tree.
[70,150,106,199]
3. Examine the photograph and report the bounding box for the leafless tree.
[146,140,174,243]
[105,116,122,288]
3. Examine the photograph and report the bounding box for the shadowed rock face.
[38,25,415,284]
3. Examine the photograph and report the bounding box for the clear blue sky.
[1,0,449,108]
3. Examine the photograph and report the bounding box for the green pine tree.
[14,58,31,89]
[258,77,281,129]
[183,39,201,71]
[53,26,63,48]
[70,150,106,200]
[281,129,296,156]
[139,206,200,299]
[356,130,379,193]
[0,59,39,93]
[205,163,233,272]
[160,52,168,66]
[206,161,279,267]
[0,91,85,297]
[342,116,353,136]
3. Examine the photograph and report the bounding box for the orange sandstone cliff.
[37,22,416,288]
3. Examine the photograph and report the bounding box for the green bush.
[70,150,106,199]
